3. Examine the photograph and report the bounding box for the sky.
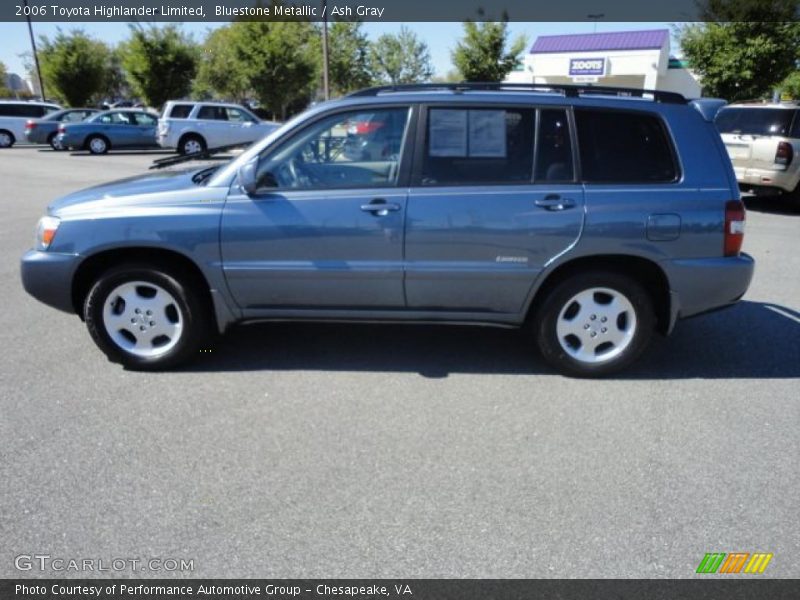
[0,21,677,81]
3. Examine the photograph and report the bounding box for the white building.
[505,29,701,98]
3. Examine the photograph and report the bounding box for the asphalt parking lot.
[0,145,798,578]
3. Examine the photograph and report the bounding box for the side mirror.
[238,160,258,196]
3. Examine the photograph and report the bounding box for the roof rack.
[348,82,687,104]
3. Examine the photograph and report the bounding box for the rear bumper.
[20,250,82,314]
[733,166,798,194]
[665,254,755,331]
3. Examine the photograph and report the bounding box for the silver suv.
[716,102,800,200]
[157,101,281,154]
[21,84,754,377]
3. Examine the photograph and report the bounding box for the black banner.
[3,580,800,600]
[5,0,799,23]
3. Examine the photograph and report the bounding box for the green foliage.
[678,14,800,101]
[780,71,800,99]
[119,25,199,108]
[326,22,372,95]
[0,61,11,97]
[452,19,527,82]
[37,29,111,106]
[370,26,434,85]
[195,26,251,102]
[231,20,317,119]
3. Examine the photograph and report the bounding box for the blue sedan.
[57,110,160,154]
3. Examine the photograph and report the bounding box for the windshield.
[715,108,795,136]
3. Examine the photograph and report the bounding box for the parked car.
[21,83,754,376]
[56,109,160,154]
[716,102,800,200]
[0,100,62,148]
[24,108,99,149]
[157,101,281,155]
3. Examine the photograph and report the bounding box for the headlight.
[35,216,60,251]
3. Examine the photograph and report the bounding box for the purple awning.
[530,29,669,54]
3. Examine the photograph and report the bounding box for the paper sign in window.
[429,109,468,157]
[468,110,506,157]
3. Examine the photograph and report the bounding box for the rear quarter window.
[167,104,194,119]
[575,109,678,183]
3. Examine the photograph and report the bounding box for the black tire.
[84,263,210,370]
[532,270,655,377]
[86,134,110,155]
[179,134,206,155]
[47,132,61,151]
[0,129,15,148]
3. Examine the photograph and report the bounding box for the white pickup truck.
[157,101,281,154]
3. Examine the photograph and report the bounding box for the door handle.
[535,194,576,211]
[360,199,401,216]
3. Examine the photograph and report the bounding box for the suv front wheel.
[533,271,655,377]
[84,264,209,370]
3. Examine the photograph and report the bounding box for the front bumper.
[665,253,755,330]
[20,250,82,314]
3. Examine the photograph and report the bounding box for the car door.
[224,107,259,145]
[100,111,137,147]
[131,112,157,146]
[196,105,228,147]
[220,105,415,311]
[404,105,584,314]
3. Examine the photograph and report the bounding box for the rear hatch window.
[716,108,795,137]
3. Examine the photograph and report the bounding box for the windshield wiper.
[149,142,251,170]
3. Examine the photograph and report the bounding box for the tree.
[0,61,11,97]
[452,19,527,82]
[119,25,198,108]
[37,29,110,106]
[370,26,434,85]
[678,1,800,101]
[781,70,800,99]
[195,26,251,102]
[233,21,317,119]
[326,22,372,95]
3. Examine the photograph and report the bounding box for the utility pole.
[23,0,46,100]
[321,0,330,100]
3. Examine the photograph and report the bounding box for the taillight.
[25,120,35,130]
[724,200,746,257]
[58,124,66,133]
[775,141,793,166]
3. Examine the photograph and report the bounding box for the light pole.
[23,0,46,100]
[587,13,605,34]
[321,0,330,101]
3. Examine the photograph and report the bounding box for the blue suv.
[20,84,754,376]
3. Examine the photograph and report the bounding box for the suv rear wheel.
[533,271,655,377]
[179,134,206,155]
[84,264,209,370]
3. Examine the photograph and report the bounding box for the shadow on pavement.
[185,300,800,379]
[743,195,799,216]
[67,149,174,157]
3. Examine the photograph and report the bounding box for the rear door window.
[0,104,21,117]
[197,106,227,120]
[535,109,574,182]
[715,108,794,137]
[420,107,535,185]
[575,109,678,183]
